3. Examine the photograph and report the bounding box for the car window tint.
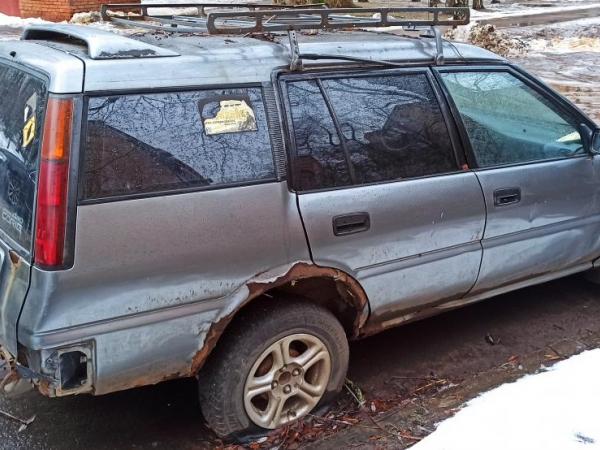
[441,71,582,167]
[322,75,457,184]
[83,88,275,199]
[287,80,352,191]
[0,65,47,251]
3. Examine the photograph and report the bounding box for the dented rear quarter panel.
[0,245,31,356]
[18,181,312,394]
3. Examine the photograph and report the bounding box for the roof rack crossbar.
[433,26,444,65]
[101,5,469,35]
[100,3,325,21]
[207,7,469,34]
[107,15,207,33]
[149,15,210,29]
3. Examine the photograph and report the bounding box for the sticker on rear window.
[22,93,38,148]
[203,100,258,136]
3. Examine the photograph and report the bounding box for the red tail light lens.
[34,98,73,268]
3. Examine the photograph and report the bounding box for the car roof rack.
[100,3,329,33]
[101,3,469,68]
[101,4,469,33]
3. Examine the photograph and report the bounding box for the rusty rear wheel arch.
[191,263,370,376]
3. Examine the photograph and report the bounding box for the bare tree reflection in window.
[287,80,351,190]
[84,88,276,199]
[322,75,457,184]
[0,66,47,248]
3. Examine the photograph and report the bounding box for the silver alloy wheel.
[243,333,332,429]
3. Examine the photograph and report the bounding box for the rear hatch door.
[0,61,48,355]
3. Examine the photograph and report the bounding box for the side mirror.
[580,123,600,154]
[593,130,600,154]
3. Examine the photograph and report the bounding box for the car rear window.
[82,87,276,200]
[0,64,47,251]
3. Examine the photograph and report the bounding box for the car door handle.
[494,187,521,207]
[333,212,370,236]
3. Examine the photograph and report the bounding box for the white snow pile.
[527,17,600,54]
[446,23,528,57]
[0,12,48,27]
[70,11,102,24]
[413,349,600,450]
[446,4,600,57]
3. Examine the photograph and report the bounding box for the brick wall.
[0,0,21,16]
[20,0,140,22]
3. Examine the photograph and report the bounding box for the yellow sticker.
[204,100,258,136]
[22,115,36,148]
[22,93,38,149]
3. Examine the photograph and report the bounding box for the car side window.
[323,75,457,185]
[82,87,276,200]
[286,73,458,191]
[287,80,352,190]
[440,71,583,168]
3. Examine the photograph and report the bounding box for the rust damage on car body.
[0,345,17,390]
[0,252,22,392]
[17,262,369,395]
[120,370,189,392]
[190,262,369,375]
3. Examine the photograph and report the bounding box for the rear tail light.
[34,97,73,269]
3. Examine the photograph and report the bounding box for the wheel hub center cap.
[278,370,292,385]
[272,363,303,397]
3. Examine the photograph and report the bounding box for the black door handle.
[494,187,521,207]
[333,212,370,236]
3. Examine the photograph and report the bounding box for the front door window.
[441,71,583,167]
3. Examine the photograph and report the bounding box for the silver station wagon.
[0,4,599,440]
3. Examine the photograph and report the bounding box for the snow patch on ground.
[530,35,600,52]
[470,2,600,20]
[0,12,48,27]
[413,349,600,450]
[68,11,137,34]
[447,8,600,56]
[524,17,600,53]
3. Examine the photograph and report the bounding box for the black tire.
[197,300,349,441]
[584,268,600,284]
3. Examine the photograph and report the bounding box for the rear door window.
[285,73,458,191]
[0,64,47,251]
[287,80,352,190]
[82,87,276,200]
[323,75,457,185]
